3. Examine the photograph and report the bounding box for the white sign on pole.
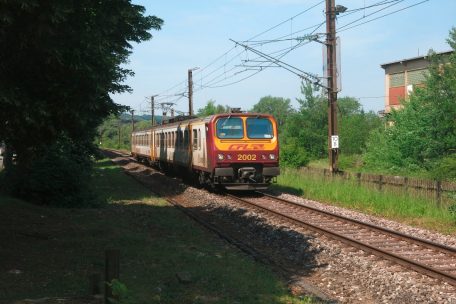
[331,135,339,149]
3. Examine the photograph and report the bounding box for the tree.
[282,81,327,159]
[197,100,229,117]
[0,1,163,170]
[364,28,456,176]
[251,96,294,129]
[338,97,382,155]
[0,1,163,204]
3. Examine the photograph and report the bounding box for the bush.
[280,142,310,168]
[431,154,456,181]
[7,135,98,207]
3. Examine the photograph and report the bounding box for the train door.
[191,124,207,169]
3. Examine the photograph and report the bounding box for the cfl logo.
[228,144,264,150]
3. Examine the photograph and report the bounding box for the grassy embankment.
[273,167,456,235]
[0,159,316,304]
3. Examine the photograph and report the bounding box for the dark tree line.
[0,0,162,205]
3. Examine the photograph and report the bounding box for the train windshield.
[246,117,273,139]
[216,117,244,139]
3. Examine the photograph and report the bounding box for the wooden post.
[403,177,409,193]
[435,180,442,207]
[89,273,101,295]
[356,172,361,187]
[323,168,328,180]
[378,175,384,192]
[105,249,120,304]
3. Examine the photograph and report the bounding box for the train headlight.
[227,154,232,160]
[269,154,276,160]
[217,153,224,160]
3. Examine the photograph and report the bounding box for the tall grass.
[274,168,456,234]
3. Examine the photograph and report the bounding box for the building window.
[390,72,405,87]
[407,69,428,85]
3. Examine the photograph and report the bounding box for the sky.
[112,0,456,116]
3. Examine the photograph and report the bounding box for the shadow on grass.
[0,152,324,302]
[270,183,304,196]
[0,195,324,303]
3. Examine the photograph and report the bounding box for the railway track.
[106,149,456,288]
[226,191,456,287]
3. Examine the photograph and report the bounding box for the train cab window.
[192,129,198,150]
[246,117,274,139]
[216,117,244,139]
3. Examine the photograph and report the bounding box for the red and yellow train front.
[209,113,280,190]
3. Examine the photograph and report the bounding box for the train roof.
[131,112,276,134]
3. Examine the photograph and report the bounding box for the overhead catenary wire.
[146,0,428,114]
[151,0,326,108]
[338,0,429,33]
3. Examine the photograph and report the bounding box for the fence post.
[105,249,120,304]
[378,175,384,192]
[435,180,442,207]
[89,273,101,295]
[403,177,408,193]
[356,172,361,187]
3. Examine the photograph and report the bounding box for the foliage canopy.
[0,0,162,168]
[0,0,162,205]
[364,28,456,178]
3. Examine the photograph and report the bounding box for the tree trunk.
[3,144,13,171]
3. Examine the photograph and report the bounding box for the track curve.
[226,191,456,286]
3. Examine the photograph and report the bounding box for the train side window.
[183,130,188,147]
[197,129,201,150]
[192,129,198,150]
[174,131,177,148]
[172,132,175,148]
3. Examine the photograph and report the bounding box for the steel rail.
[226,193,456,287]
[258,191,456,256]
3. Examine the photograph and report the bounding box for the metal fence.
[296,167,456,207]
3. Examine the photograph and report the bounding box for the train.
[131,111,280,190]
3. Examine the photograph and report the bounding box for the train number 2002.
[237,154,257,161]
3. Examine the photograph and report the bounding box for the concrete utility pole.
[188,69,193,116]
[151,95,158,126]
[188,67,199,116]
[326,0,339,173]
